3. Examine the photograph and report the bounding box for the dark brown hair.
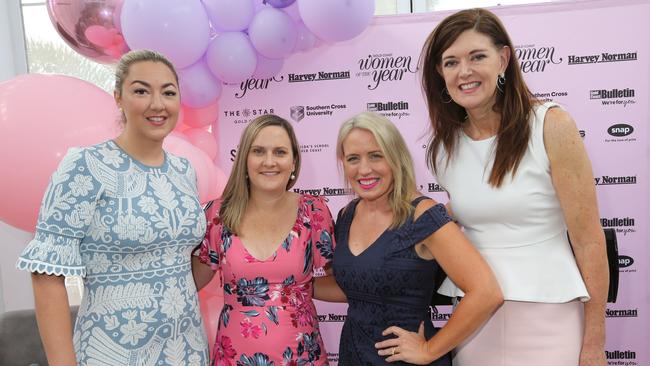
[421,8,536,187]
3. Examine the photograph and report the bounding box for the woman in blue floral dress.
[195,114,336,366]
[17,50,210,365]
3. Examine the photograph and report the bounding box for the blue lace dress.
[333,197,452,366]
[17,140,209,366]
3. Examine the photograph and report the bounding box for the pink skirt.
[453,300,584,366]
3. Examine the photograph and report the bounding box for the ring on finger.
[392,347,397,356]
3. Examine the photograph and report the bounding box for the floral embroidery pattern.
[16,141,209,365]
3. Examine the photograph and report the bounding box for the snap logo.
[618,255,634,268]
[607,124,634,137]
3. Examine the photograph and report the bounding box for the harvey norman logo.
[316,313,347,322]
[568,51,637,65]
[431,306,452,322]
[606,308,638,318]
[293,187,353,196]
[288,70,350,83]
[594,175,636,186]
[427,183,446,193]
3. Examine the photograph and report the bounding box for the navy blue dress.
[333,197,453,366]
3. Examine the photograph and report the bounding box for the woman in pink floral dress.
[193,114,336,366]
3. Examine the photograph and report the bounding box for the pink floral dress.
[199,194,335,366]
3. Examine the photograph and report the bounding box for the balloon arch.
[0,0,375,354]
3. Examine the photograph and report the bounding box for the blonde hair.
[336,112,417,228]
[219,114,301,234]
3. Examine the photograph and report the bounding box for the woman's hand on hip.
[375,322,434,364]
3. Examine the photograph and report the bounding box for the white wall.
[0,222,35,311]
[1,0,30,312]
[0,0,28,81]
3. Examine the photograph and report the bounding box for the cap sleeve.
[308,195,335,270]
[16,148,101,277]
[389,201,453,254]
[409,203,453,244]
[197,202,225,271]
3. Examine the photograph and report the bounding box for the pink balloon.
[297,0,375,42]
[211,165,228,200]
[181,102,220,129]
[163,135,220,203]
[248,8,297,59]
[169,131,191,142]
[0,74,119,232]
[47,0,128,63]
[184,128,218,160]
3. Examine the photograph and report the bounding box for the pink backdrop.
[215,0,649,364]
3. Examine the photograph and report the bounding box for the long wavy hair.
[336,112,417,229]
[219,114,301,234]
[421,8,536,187]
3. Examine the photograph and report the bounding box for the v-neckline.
[346,199,391,258]
[237,195,304,262]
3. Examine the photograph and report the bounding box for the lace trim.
[16,257,86,277]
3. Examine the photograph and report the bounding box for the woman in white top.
[419,8,608,366]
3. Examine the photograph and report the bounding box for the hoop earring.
[497,72,506,93]
[440,88,452,104]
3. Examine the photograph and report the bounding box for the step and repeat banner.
[216,0,648,364]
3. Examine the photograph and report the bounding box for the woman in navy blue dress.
[331,112,502,365]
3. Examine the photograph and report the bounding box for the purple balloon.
[298,0,374,42]
[253,0,269,12]
[294,21,316,52]
[202,0,255,31]
[179,60,223,108]
[47,0,128,63]
[248,8,297,59]
[206,32,257,84]
[265,0,296,8]
[253,53,284,79]
[281,2,301,21]
[121,0,211,69]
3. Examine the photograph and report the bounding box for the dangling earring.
[440,87,452,104]
[290,172,296,180]
[497,72,506,93]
